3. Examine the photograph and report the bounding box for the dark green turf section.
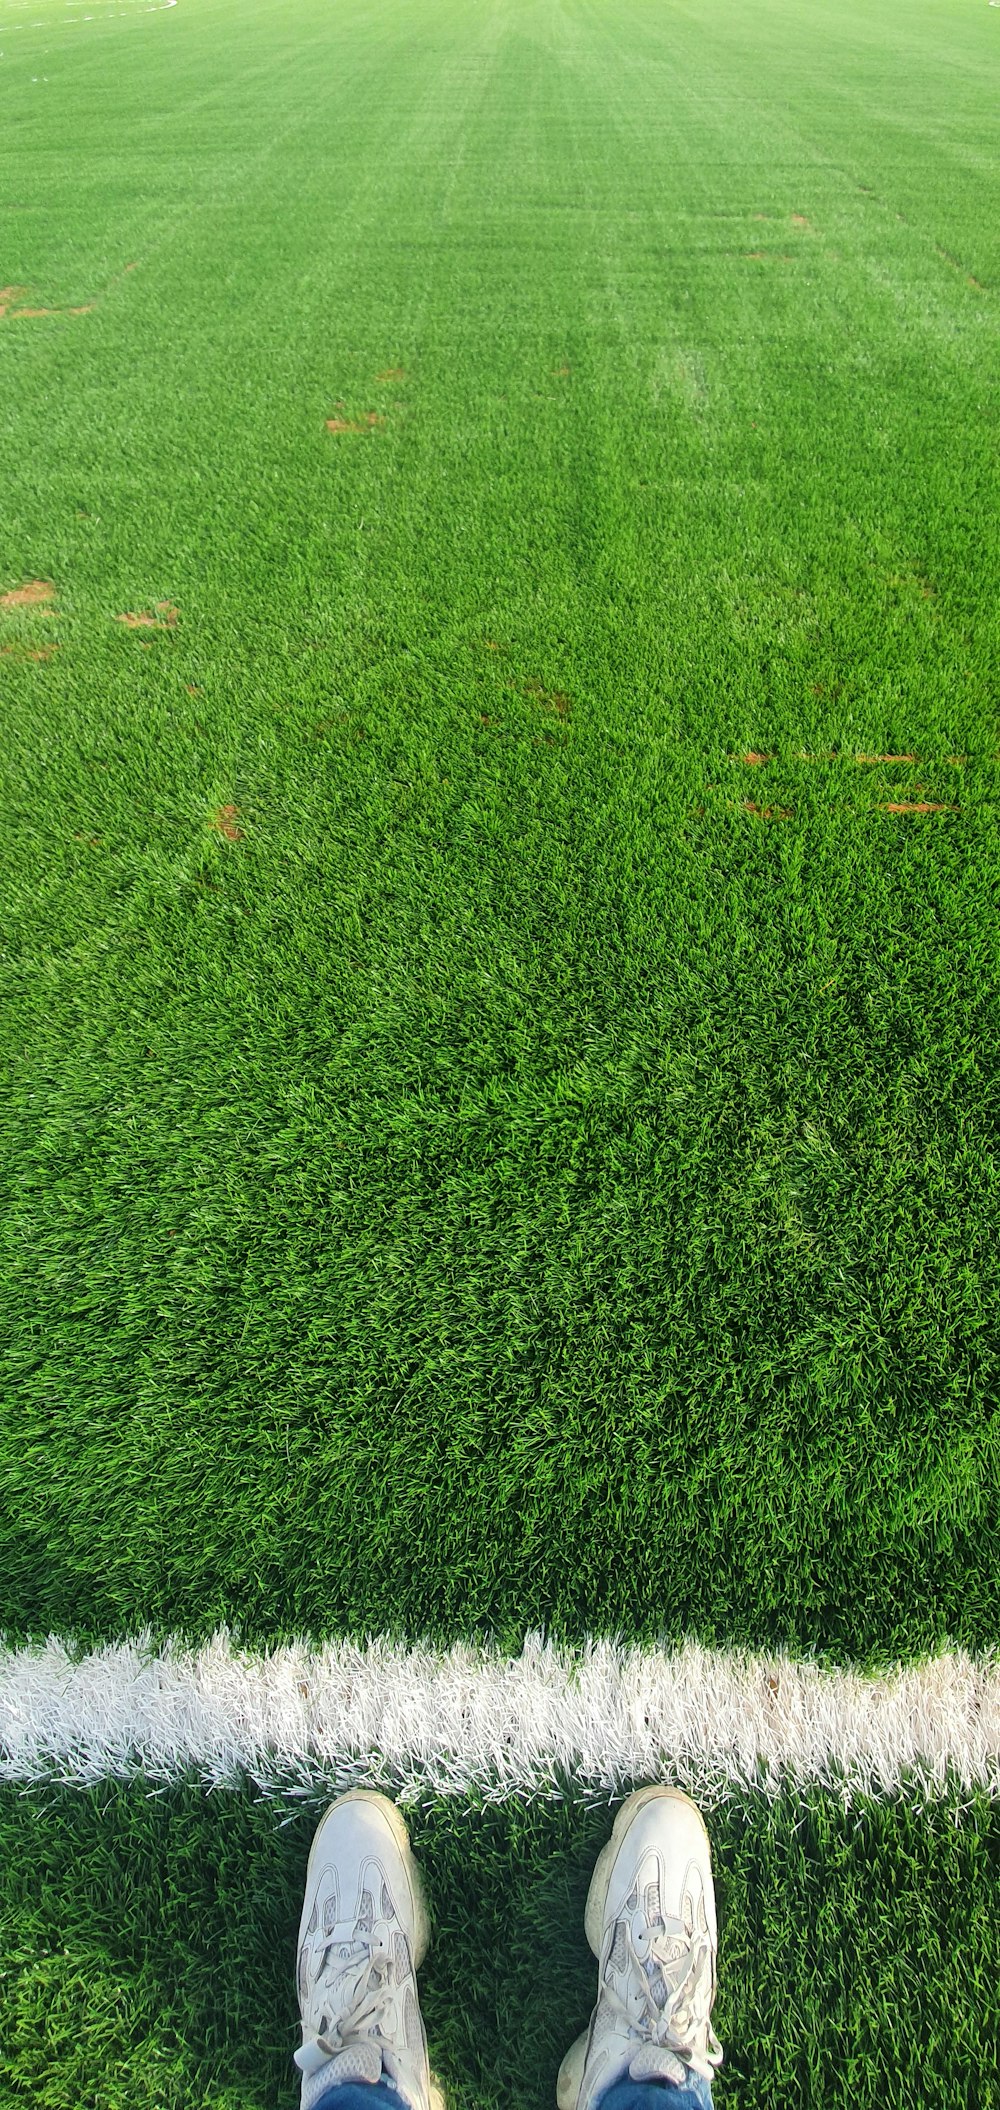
[1,1777,998,2110]
[2,0,1000,1658]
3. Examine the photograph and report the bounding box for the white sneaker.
[293,1790,445,2110]
[557,1787,724,2110]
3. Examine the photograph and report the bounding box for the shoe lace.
[295,1918,395,2075]
[607,1919,723,2076]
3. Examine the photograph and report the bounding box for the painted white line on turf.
[1,1632,998,1809]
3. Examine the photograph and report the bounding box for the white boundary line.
[2,1632,999,1810]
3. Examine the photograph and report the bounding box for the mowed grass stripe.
[3,1634,1000,1807]
[1,0,999,1658]
[2,1776,998,2110]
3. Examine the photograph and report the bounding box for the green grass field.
[3,1778,1000,2110]
[1,0,999,2100]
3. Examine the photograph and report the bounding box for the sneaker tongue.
[298,2041,383,2110]
[629,2044,689,2088]
[319,2043,383,2090]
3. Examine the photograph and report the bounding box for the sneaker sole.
[302,1790,432,1971]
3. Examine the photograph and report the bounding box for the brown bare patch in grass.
[0,641,59,661]
[522,679,571,718]
[946,754,967,767]
[116,601,178,630]
[790,213,812,228]
[879,800,954,814]
[1,579,54,609]
[856,752,917,764]
[374,366,405,383]
[735,751,771,765]
[969,276,984,291]
[326,412,385,434]
[741,801,794,818]
[210,804,244,842]
[3,293,95,319]
[552,363,571,376]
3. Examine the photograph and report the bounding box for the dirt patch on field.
[741,801,794,818]
[0,641,58,661]
[552,363,571,377]
[374,366,405,383]
[737,751,771,764]
[790,213,812,229]
[1,579,55,609]
[879,799,953,813]
[210,804,244,842]
[0,284,95,319]
[856,752,917,764]
[116,601,178,629]
[521,679,572,718]
[11,303,94,318]
[326,412,385,434]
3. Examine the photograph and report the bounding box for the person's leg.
[311,2086,407,2110]
[598,2080,714,2110]
[292,1791,442,2110]
[556,1787,724,2110]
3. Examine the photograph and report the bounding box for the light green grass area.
[2,1777,999,2110]
[2,0,999,1660]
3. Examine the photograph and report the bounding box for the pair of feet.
[294,1786,725,2110]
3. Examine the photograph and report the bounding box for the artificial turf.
[2,1777,999,2110]
[3,0,1000,2101]
[2,0,999,1661]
